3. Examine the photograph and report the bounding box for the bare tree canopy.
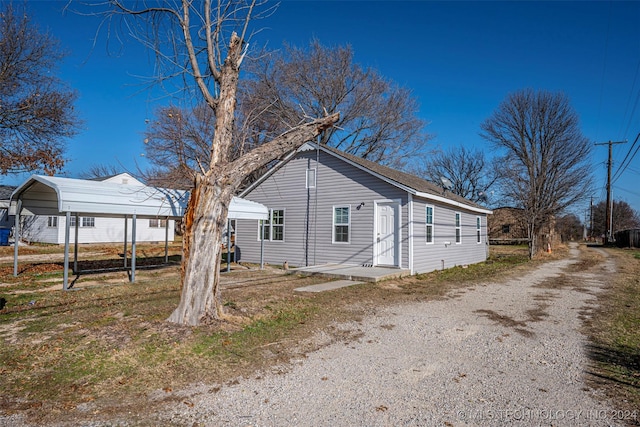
[416,146,498,204]
[481,89,592,257]
[98,0,339,325]
[0,2,81,176]
[590,199,640,237]
[241,39,431,169]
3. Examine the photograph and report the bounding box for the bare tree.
[241,40,430,169]
[78,164,123,180]
[556,213,583,242]
[591,199,640,237]
[98,0,338,325]
[481,89,592,258]
[416,146,498,204]
[0,2,81,176]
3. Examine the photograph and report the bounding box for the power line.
[611,132,640,184]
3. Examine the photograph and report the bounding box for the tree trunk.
[168,113,340,326]
[168,172,234,325]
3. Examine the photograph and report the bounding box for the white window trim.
[306,168,316,189]
[47,216,58,228]
[258,209,285,242]
[81,217,96,228]
[476,216,482,244]
[332,205,351,244]
[455,212,462,244]
[425,204,434,244]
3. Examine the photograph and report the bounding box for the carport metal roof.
[10,175,269,289]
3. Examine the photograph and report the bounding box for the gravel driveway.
[146,243,630,427]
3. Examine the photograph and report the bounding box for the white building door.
[376,202,398,266]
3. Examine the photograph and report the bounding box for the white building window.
[425,205,434,244]
[82,217,95,228]
[306,168,316,189]
[476,216,482,244]
[333,206,350,243]
[455,212,461,244]
[47,216,58,227]
[259,209,284,242]
[149,218,168,228]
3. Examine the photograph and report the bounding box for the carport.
[10,175,268,290]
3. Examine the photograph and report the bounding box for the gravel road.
[143,243,629,427]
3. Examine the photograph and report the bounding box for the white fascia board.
[414,191,493,214]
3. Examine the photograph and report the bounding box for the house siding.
[237,149,409,268]
[411,197,488,273]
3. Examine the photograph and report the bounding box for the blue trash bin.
[0,228,9,246]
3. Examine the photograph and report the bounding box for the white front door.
[376,202,398,266]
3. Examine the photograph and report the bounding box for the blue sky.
[3,1,640,216]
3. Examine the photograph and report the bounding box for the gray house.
[234,142,492,275]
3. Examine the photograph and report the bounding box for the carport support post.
[13,199,22,277]
[226,218,231,272]
[63,212,71,291]
[73,213,79,274]
[260,234,264,270]
[123,215,128,269]
[164,217,169,264]
[130,214,136,283]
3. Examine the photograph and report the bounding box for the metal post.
[13,199,22,277]
[164,217,169,263]
[131,214,136,283]
[63,212,71,291]
[260,223,265,270]
[226,218,231,272]
[123,215,128,269]
[73,213,79,274]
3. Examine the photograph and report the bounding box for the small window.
[149,218,167,228]
[47,216,58,227]
[333,206,350,243]
[502,224,511,234]
[271,210,284,241]
[69,216,76,227]
[306,168,316,189]
[476,216,481,244]
[82,217,95,228]
[455,212,461,244]
[425,205,434,244]
[258,209,284,242]
[0,208,8,222]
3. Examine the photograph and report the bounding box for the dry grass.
[583,247,640,424]
[2,242,632,425]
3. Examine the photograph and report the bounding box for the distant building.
[488,207,528,244]
[0,185,17,230]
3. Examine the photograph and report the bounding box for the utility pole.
[595,140,626,244]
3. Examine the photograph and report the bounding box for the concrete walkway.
[290,264,410,283]
[293,279,365,293]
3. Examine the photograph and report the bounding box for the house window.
[47,216,58,227]
[502,224,511,234]
[69,216,76,227]
[425,205,434,244]
[455,212,461,244]
[149,218,168,228]
[306,168,316,189]
[0,208,7,222]
[333,206,350,243]
[259,209,284,242]
[476,216,481,243]
[82,217,95,228]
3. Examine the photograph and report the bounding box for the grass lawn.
[1,241,637,425]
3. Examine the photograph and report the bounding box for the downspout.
[408,193,414,275]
